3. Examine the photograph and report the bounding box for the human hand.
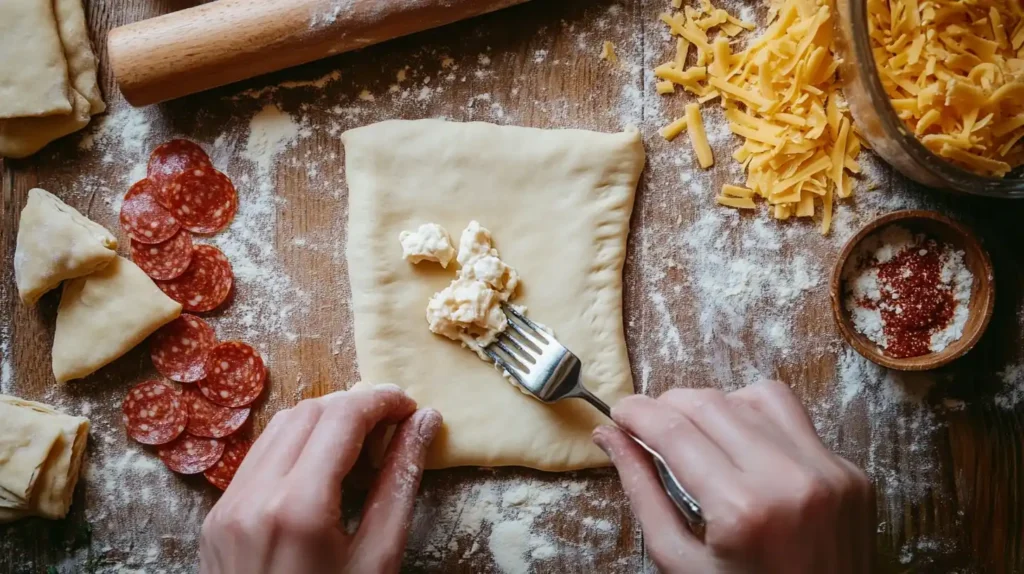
[199,384,442,574]
[594,381,873,574]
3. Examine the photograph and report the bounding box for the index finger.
[289,385,418,487]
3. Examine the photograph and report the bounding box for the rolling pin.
[107,0,530,106]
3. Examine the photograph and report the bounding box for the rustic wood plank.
[3,0,1024,571]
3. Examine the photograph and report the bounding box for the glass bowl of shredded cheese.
[835,0,1024,195]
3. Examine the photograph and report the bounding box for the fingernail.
[592,426,612,456]
[414,408,442,443]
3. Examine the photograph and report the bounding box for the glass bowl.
[834,0,1024,197]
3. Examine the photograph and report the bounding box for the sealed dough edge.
[15,188,117,305]
[342,119,644,471]
[53,256,182,383]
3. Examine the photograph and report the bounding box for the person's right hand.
[593,380,873,573]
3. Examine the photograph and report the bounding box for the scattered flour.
[995,363,1024,409]
[241,104,306,193]
[207,104,313,342]
[231,70,343,100]
[0,323,11,394]
[78,105,154,183]
[407,477,618,573]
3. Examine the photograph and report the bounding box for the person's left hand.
[199,384,442,574]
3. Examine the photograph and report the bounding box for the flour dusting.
[79,105,154,176]
[0,323,12,394]
[408,477,619,573]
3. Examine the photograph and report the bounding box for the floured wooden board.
[2,0,1024,572]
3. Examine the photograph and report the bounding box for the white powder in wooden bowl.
[842,225,973,358]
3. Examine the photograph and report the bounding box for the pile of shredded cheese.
[869,0,1024,177]
[656,0,861,234]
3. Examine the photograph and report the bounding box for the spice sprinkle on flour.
[842,225,973,359]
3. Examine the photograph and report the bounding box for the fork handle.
[576,388,705,526]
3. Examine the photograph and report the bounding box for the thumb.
[349,408,442,571]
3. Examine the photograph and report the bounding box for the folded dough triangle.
[0,396,89,522]
[15,188,116,305]
[53,256,182,383]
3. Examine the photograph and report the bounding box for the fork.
[482,303,704,526]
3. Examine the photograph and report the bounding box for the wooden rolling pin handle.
[108,0,529,106]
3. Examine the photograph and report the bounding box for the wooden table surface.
[3,0,1024,572]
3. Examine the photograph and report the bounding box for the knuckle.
[754,380,788,402]
[293,398,325,421]
[711,491,772,552]
[266,407,292,428]
[662,388,726,411]
[267,498,329,538]
[203,504,253,542]
[792,471,835,512]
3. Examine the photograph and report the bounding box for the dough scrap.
[0,0,103,158]
[0,0,72,119]
[0,89,92,159]
[0,395,89,522]
[53,256,182,383]
[53,0,104,115]
[343,120,644,471]
[15,188,117,306]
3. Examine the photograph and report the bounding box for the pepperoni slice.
[205,436,252,491]
[151,314,217,383]
[130,230,194,280]
[199,342,267,408]
[183,387,250,438]
[120,179,181,244]
[155,244,233,313]
[121,380,187,446]
[148,139,213,206]
[157,433,225,474]
[165,167,237,234]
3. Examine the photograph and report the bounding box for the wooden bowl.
[830,210,995,371]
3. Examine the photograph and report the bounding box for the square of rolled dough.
[342,120,644,471]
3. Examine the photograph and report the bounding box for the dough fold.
[0,0,72,119]
[0,0,103,157]
[53,256,182,383]
[15,187,117,306]
[343,120,644,471]
[0,395,89,522]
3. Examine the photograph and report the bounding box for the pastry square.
[343,120,644,471]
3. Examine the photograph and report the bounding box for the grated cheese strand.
[656,0,861,234]
[600,41,618,64]
[870,0,1024,177]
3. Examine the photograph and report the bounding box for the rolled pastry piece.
[0,395,90,522]
[14,187,117,305]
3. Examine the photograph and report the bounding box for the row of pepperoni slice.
[121,315,266,489]
[120,140,235,312]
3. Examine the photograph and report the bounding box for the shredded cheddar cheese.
[657,0,861,234]
[600,41,618,63]
[660,117,689,141]
[869,0,1024,177]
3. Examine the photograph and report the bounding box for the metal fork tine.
[502,304,548,340]
[505,319,545,349]
[495,334,536,365]
[483,347,528,386]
